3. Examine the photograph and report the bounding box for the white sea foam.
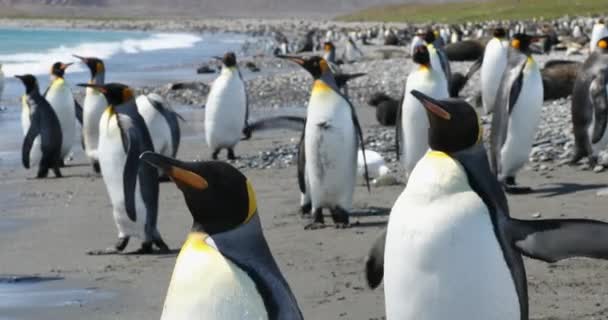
[0,33,202,77]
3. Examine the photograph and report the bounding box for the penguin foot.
[158,174,171,183]
[153,238,171,254]
[92,162,101,174]
[130,242,154,255]
[331,207,350,229]
[227,149,237,160]
[503,184,533,194]
[304,208,325,230]
[52,167,62,178]
[212,149,220,160]
[300,203,312,216]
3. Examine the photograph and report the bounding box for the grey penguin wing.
[238,69,251,137]
[395,90,404,161]
[146,95,181,157]
[116,114,140,222]
[438,48,452,85]
[365,228,387,289]
[451,144,529,320]
[246,116,306,132]
[74,99,83,125]
[489,54,527,174]
[509,218,608,263]
[297,127,306,193]
[22,110,41,169]
[338,91,371,191]
[589,72,608,143]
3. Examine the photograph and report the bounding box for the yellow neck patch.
[182,232,214,253]
[245,180,257,223]
[22,96,29,112]
[312,80,332,93]
[51,78,65,90]
[104,105,115,118]
[427,150,450,159]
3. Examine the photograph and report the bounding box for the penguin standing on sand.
[79,83,169,255]
[74,55,107,173]
[323,41,341,73]
[365,91,608,320]
[481,27,509,114]
[490,33,543,193]
[570,36,608,167]
[396,45,449,178]
[141,152,303,320]
[278,55,369,229]
[16,75,63,178]
[44,61,79,164]
[205,52,249,160]
[136,93,182,159]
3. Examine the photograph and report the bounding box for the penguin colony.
[7,17,608,320]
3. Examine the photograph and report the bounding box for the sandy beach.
[2,17,608,320]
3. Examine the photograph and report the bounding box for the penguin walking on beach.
[481,27,509,114]
[365,91,608,320]
[16,75,63,178]
[278,55,369,229]
[205,52,250,160]
[74,55,107,173]
[136,93,182,159]
[396,44,449,178]
[490,33,543,194]
[44,62,79,164]
[570,36,608,167]
[323,41,341,73]
[141,152,303,320]
[79,83,169,255]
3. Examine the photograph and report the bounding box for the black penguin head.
[412,45,431,66]
[140,152,257,235]
[278,55,331,79]
[214,52,237,68]
[410,90,480,153]
[493,27,507,38]
[422,29,436,44]
[50,62,73,78]
[77,83,134,106]
[73,55,105,78]
[15,74,40,95]
[597,36,608,52]
[510,33,534,53]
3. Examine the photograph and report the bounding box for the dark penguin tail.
[367,92,395,107]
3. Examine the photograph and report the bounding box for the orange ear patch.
[122,88,134,102]
[511,39,521,49]
[421,100,451,120]
[599,40,608,49]
[170,166,208,190]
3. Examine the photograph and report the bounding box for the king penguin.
[44,61,78,164]
[570,36,608,167]
[136,93,182,159]
[16,75,63,178]
[423,29,452,95]
[78,83,169,255]
[205,52,250,160]
[278,55,370,229]
[490,33,543,194]
[74,55,107,173]
[140,152,303,320]
[590,19,608,53]
[396,44,449,178]
[481,27,509,114]
[365,91,608,320]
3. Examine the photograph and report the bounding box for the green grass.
[339,0,608,23]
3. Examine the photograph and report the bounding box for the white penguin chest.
[161,234,267,320]
[481,39,508,112]
[205,70,246,148]
[82,88,107,154]
[385,152,519,320]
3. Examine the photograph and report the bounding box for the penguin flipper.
[365,229,387,289]
[589,74,608,144]
[395,91,404,161]
[510,218,608,263]
[297,128,306,193]
[22,114,41,169]
[74,99,83,125]
[238,69,251,140]
[347,99,371,192]
[117,115,140,222]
